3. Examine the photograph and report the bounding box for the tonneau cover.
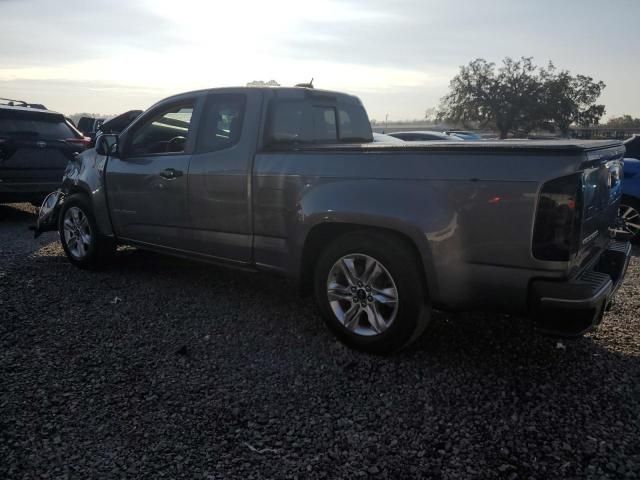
[282,139,624,155]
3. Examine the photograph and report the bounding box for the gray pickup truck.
[36,86,632,353]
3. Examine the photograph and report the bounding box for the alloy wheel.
[326,253,399,336]
[63,206,93,260]
[618,203,640,239]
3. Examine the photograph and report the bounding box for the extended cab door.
[186,89,262,262]
[106,96,201,250]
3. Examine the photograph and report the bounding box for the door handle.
[159,168,183,180]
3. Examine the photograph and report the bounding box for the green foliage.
[246,80,280,87]
[605,115,640,129]
[438,57,606,138]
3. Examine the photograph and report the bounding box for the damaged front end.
[34,190,65,238]
[32,139,116,240]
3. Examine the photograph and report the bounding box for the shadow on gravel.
[0,202,37,223]
[103,247,637,365]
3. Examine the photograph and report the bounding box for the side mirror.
[95,133,119,157]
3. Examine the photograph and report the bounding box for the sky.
[1,0,639,121]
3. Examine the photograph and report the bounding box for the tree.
[246,80,280,87]
[424,107,438,123]
[438,57,606,138]
[541,66,606,135]
[605,115,640,129]
[438,57,544,138]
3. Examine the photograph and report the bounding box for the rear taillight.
[65,137,91,150]
[532,173,582,262]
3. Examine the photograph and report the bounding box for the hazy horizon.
[1,0,639,121]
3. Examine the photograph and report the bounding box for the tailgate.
[573,145,625,270]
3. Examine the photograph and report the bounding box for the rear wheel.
[313,231,430,354]
[618,197,640,243]
[59,194,115,269]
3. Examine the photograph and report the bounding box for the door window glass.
[130,104,194,155]
[197,94,246,152]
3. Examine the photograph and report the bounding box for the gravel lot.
[1,202,639,480]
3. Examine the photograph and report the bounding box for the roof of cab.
[156,86,363,106]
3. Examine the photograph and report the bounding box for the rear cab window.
[265,94,372,147]
[0,109,77,140]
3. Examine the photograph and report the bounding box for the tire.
[313,231,431,354]
[58,194,115,269]
[619,196,640,243]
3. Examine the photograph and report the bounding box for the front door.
[106,100,197,250]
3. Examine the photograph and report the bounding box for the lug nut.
[357,281,363,287]
[351,286,357,292]
[365,286,371,292]
[367,296,373,302]
[361,302,366,307]
[352,297,358,303]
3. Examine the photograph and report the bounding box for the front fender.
[60,148,114,237]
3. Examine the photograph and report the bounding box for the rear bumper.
[530,241,632,336]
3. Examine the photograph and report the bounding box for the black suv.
[0,100,89,205]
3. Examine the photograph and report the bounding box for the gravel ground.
[1,202,639,480]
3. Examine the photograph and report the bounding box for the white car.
[372,132,404,143]
[387,131,464,141]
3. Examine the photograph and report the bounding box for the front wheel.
[313,231,430,354]
[59,194,115,269]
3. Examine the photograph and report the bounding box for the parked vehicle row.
[0,101,90,205]
[615,136,640,242]
[34,85,632,353]
[375,130,484,142]
[387,130,465,141]
[77,116,105,138]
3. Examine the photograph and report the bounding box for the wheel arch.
[298,221,436,301]
[60,151,114,238]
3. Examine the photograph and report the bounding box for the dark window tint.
[0,110,76,140]
[197,94,246,152]
[267,101,306,144]
[625,136,640,159]
[130,104,193,156]
[338,104,372,142]
[266,99,372,146]
[77,117,95,134]
[312,106,337,142]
